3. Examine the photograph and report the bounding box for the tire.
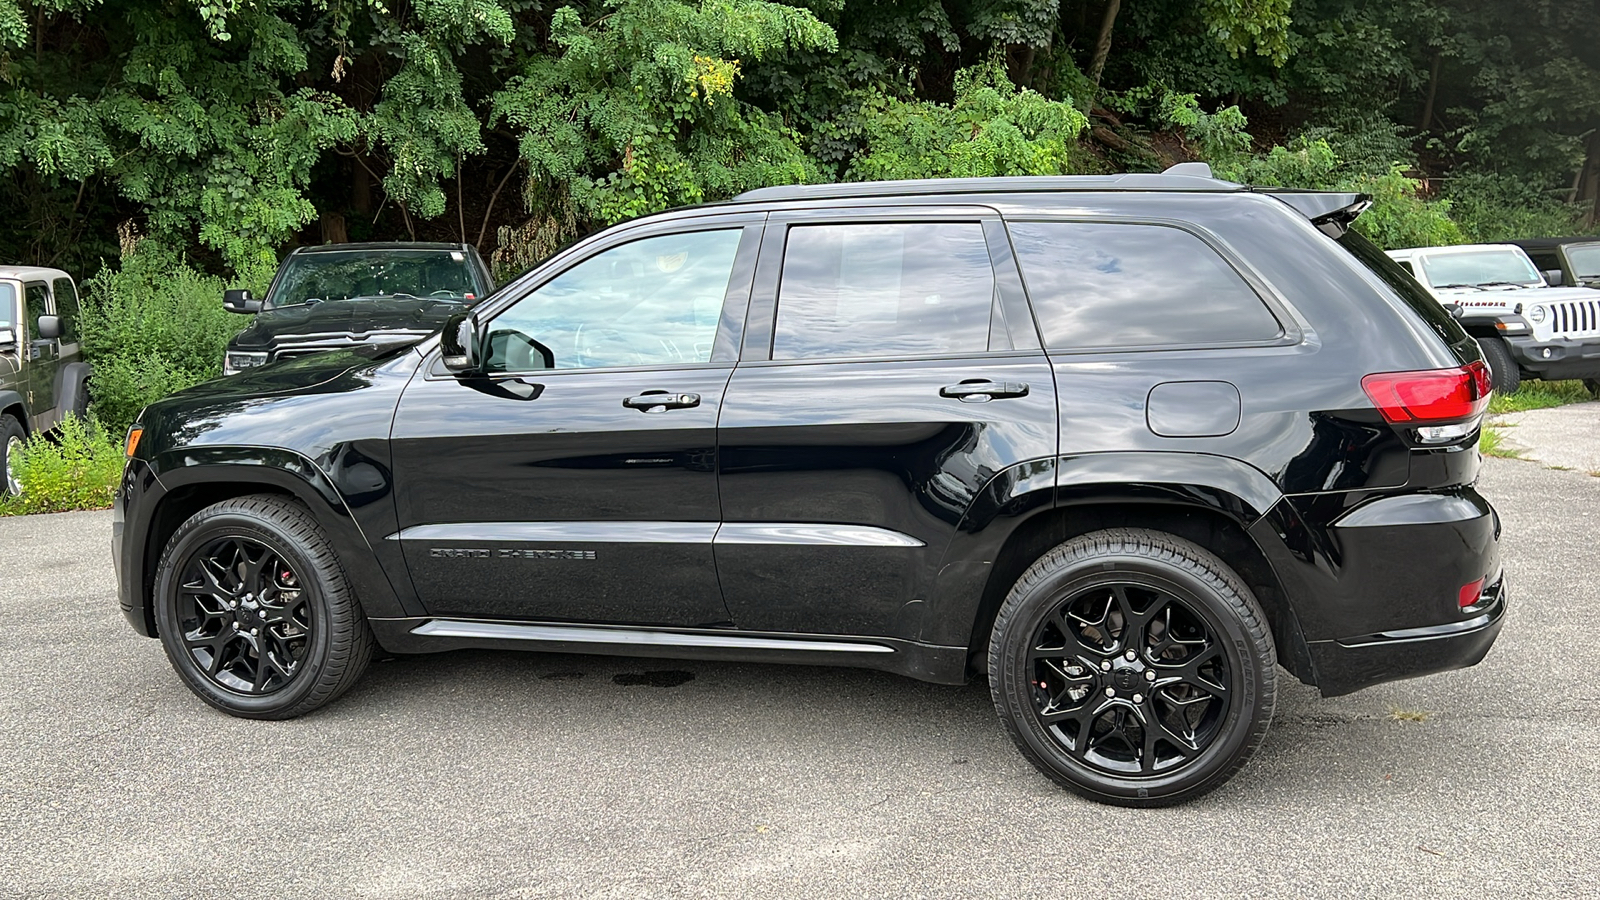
[987,528,1276,807]
[1478,337,1521,396]
[1,414,24,498]
[153,493,374,719]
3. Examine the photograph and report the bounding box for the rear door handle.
[623,391,701,412]
[939,380,1029,402]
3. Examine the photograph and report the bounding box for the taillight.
[1361,361,1492,424]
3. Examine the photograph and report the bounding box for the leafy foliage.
[0,414,124,515]
[77,241,257,434]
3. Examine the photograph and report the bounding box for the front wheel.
[1478,338,1521,396]
[2,414,25,497]
[988,528,1276,806]
[153,494,374,719]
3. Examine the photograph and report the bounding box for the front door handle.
[623,391,701,412]
[939,380,1029,402]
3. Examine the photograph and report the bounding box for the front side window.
[266,249,485,310]
[51,277,78,341]
[1008,221,1282,350]
[1418,250,1541,289]
[484,229,741,372]
[772,222,995,360]
[24,282,49,337]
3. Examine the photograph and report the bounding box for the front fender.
[135,445,412,624]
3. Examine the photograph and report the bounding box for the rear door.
[714,207,1058,640]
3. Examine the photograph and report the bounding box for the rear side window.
[52,277,78,341]
[773,222,994,360]
[1007,221,1282,350]
[1336,230,1465,346]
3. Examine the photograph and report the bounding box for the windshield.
[265,249,482,310]
[1420,249,1541,289]
[1565,244,1600,280]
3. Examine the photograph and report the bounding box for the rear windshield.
[1337,231,1466,348]
[265,249,485,310]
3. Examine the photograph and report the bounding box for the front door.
[390,218,762,626]
[715,211,1059,641]
[22,281,59,422]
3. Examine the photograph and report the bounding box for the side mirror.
[1441,303,1464,319]
[1542,269,1564,287]
[0,327,14,348]
[440,311,481,373]
[224,289,262,314]
[36,315,61,340]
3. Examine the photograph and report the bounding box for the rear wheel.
[988,528,1276,806]
[154,494,374,719]
[1478,338,1521,396]
[1,414,24,497]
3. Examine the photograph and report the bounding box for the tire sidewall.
[995,551,1270,804]
[1,415,24,498]
[154,507,336,717]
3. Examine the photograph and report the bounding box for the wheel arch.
[135,446,407,636]
[1,389,29,434]
[934,453,1314,687]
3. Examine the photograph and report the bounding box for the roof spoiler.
[1260,190,1372,238]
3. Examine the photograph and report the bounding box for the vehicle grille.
[1549,299,1600,337]
[270,329,435,360]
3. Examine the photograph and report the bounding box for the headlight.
[223,350,269,376]
[1528,305,1547,324]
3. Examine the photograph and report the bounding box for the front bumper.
[1307,574,1507,697]
[1504,334,1600,380]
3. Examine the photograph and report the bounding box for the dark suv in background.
[116,166,1505,806]
[221,242,493,375]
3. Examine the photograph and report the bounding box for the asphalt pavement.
[1,455,1597,899]
[1494,398,1600,473]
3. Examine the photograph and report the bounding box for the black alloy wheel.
[154,494,373,719]
[175,535,313,694]
[989,528,1276,806]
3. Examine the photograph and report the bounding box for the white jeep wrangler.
[1387,243,1600,395]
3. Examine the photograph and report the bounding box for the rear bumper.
[1504,334,1600,379]
[1308,574,1507,697]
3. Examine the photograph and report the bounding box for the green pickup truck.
[1,265,92,496]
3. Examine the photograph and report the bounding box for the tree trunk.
[320,212,348,244]
[1419,51,1441,131]
[1578,130,1600,228]
[1088,0,1122,86]
[351,159,372,216]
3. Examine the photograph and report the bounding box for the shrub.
[77,243,261,435]
[1443,172,1597,244]
[0,415,125,516]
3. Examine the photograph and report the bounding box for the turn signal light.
[124,425,143,459]
[1458,577,1486,609]
[1361,362,1492,424]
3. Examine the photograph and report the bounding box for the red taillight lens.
[1361,361,1492,424]
[1458,577,1485,609]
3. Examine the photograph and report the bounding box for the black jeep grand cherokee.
[115,165,1505,806]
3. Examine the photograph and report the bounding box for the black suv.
[221,242,494,375]
[115,166,1505,806]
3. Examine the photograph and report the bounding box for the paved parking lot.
[1,455,1597,899]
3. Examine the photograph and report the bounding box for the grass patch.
[0,416,124,516]
[1387,705,1433,723]
[1489,379,1595,414]
[1479,425,1522,459]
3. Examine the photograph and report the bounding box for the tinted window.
[1008,222,1282,350]
[485,229,741,372]
[773,223,994,360]
[24,282,49,337]
[1336,230,1465,347]
[52,277,78,341]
